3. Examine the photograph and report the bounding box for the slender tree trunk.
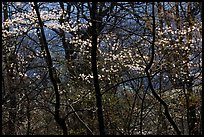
[59,2,72,61]
[33,2,68,135]
[90,2,106,135]
[145,2,181,135]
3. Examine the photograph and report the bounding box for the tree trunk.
[33,2,68,135]
[90,2,106,135]
[145,2,181,135]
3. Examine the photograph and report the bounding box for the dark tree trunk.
[145,2,181,135]
[59,2,73,61]
[33,2,68,135]
[90,2,106,135]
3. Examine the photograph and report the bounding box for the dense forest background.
[2,2,202,135]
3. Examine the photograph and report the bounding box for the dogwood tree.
[2,2,202,135]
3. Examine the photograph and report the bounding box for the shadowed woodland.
[2,2,202,135]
